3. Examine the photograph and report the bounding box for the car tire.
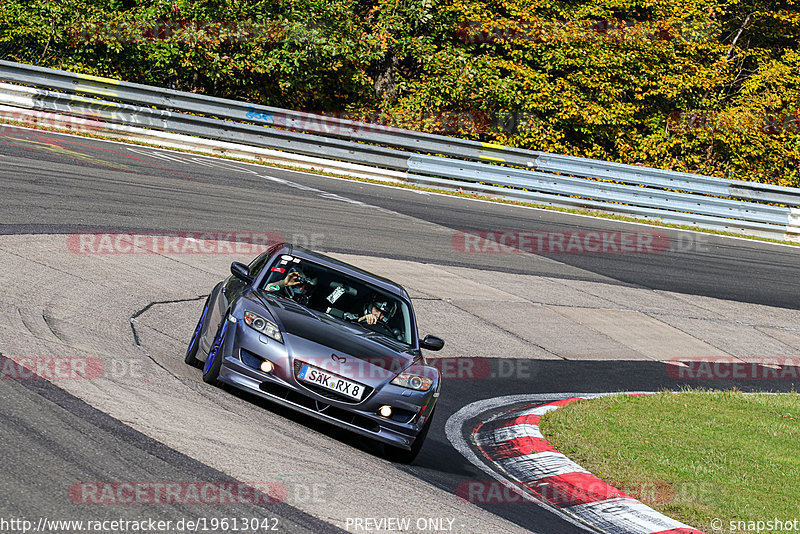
[202,315,230,386]
[185,297,210,368]
[384,408,434,464]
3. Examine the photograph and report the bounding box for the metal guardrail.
[0,60,799,241]
[0,82,412,170]
[0,60,520,165]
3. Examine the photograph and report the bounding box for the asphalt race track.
[2,125,800,534]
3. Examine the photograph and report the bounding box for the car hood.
[256,294,415,384]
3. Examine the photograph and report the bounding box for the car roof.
[276,244,411,301]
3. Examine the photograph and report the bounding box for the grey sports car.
[185,244,444,463]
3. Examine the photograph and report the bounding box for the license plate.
[297,364,365,401]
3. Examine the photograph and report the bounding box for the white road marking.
[566,498,688,534]
[499,451,589,481]
[123,145,390,211]
[475,423,544,445]
[126,146,194,164]
[9,122,800,251]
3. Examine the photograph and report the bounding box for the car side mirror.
[230,261,253,283]
[420,335,444,351]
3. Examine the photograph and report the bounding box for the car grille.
[293,360,373,404]
[387,407,417,424]
[258,381,380,433]
[240,349,263,370]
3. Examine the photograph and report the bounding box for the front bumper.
[215,324,437,450]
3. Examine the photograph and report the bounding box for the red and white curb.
[445,393,706,534]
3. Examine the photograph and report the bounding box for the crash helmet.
[365,294,397,323]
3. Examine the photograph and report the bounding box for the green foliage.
[1,0,798,184]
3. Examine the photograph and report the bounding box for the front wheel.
[384,409,434,464]
[202,316,230,386]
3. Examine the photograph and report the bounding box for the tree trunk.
[374,54,399,100]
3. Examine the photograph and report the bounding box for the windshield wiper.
[363,331,409,350]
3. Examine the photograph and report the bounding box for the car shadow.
[220,381,387,458]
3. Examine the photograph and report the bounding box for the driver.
[275,269,317,306]
[343,294,404,341]
[353,295,397,326]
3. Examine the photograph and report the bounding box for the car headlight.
[244,311,283,343]
[391,372,433,391]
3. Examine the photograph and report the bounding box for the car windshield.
[258,255,414,346]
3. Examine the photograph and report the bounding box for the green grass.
[539,391,800,532]
[4,116,800,248]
